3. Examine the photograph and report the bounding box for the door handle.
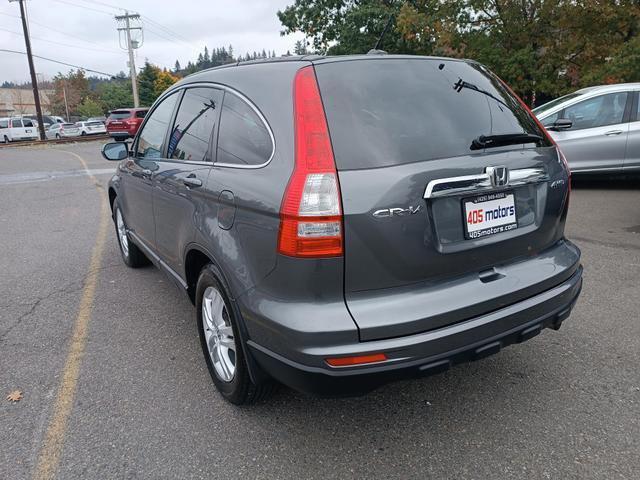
[604,130,623,136]
[182,176,202,188]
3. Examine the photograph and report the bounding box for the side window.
[541,112,559,127]
[564,92,628,130]
[0,119,8,129]
[216,92,272,166]
[136,110,147,118]
[135,93,179,159]
[23,119,34,127]
[168,88,223,161]
[11,119,22,128]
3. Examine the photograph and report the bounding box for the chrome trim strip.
[128,231,188,289]
[424,167,549,199]
[147,81,276,170]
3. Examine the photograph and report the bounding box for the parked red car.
[105,108,149,140]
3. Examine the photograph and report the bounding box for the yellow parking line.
[33,150,110,480]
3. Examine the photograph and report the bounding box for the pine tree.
[174,60,181,73]
[203,46,210,64]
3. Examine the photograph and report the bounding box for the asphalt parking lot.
[1,141,639,479]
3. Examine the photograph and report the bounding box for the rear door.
[315,58,572,340]
[152,87,221,273]
[551,91,630,172]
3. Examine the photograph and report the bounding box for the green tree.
[50,69,90,117]
[278,0,640,105]
[77,97,104,118]
[96,80,133,111]
[137,61,161,106]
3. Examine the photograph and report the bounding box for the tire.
[112,199,149,268]
[81,131,87,136]
[55,134,61,139]
[3,136,8,144]
[196,264,274,405]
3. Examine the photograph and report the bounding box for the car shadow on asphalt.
[571,174,640,190]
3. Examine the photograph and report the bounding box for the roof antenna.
[368,14,393,55]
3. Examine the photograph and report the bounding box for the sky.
[0,0,304,83]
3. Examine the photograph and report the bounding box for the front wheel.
[81,131,87,136]
[2,135,8,144]
[112,199,149,268]
[55,134,61,139]
[196,265,274,405]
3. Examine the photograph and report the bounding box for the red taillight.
[277,66,343,258]
[326,353,387,367]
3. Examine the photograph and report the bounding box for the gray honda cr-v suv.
[102,54,582,404]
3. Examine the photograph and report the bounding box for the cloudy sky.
[0,0,304,83]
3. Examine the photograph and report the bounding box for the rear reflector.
[326,353,388,367]
[278,66,343,258]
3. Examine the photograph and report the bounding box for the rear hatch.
[314,57,574,341]
[107,110,132,131]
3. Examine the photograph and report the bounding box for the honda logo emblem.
[486,166,510,187]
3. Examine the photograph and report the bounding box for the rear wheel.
[196,264,274,405]
[55,134,61,139]
[81,131,87,136]
[2,135,8,144]
[113,199,149,268]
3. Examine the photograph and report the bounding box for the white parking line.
[0,168,115,186]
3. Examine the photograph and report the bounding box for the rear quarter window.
[216,92,272,166]
[315,59,548,170]
[0,119,9,128]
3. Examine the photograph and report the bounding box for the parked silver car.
[75,121,107,136]
[533,83,640,173]
[46,122,80,139]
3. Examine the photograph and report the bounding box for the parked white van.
[0,117,39,143]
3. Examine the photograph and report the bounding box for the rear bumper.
[248,265,583,396]
[108,131,133,139]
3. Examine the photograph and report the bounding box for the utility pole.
[9,0,46,140]
[115,11,142,107]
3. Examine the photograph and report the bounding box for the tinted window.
[86,121,102,126]
[135,93,179,159]
[563,92,628,130]
[315,59,549,170]
[541,112,559,127]
[0,119,8,129]
[168,88,223,161]
[216,93,272,166]
[533,92,585,116]
[109,110,131,120]
[23,119,34,127]
[11,119,22,128]
[135,110,147,118]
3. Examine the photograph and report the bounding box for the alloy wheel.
[202,286,236,382]
[116,209,129,258]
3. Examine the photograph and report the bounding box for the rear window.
[315,59,549,170]
[86,121,102,126]
[109,111,131,120]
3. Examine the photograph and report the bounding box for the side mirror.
[549,118,572,131]
[102,142,129,161]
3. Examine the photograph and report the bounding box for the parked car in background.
[101,55,581,405]
[46,122,80,139]
[0,117,38,143]
[533,83,640,173]
[105,108,148,140]
[75,120,107,136]
[87,116,107,124]
[23,114,65,128]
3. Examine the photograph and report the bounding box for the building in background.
[0,88,53,116]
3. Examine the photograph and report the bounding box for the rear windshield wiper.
[470,133,544,151]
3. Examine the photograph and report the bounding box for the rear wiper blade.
[470,133,544,150]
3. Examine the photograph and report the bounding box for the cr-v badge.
[373,205,422,218]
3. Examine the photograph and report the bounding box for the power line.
[0,12,121,52]
[0,49,117,77]
[141,16,197,49]
[0,26,122,54]
[50,0,113,16]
